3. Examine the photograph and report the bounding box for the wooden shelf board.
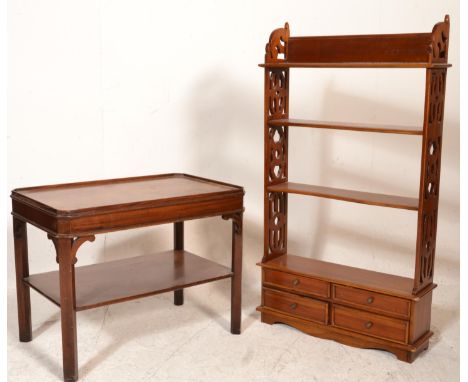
[269,118,422,135]
[259,62,451,69]
[267,182,419,211]
[259,254,435,299]
[25,250,232,311]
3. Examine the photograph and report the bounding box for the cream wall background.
[7,0,459,380]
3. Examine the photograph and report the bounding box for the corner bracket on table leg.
[222,210,244,235]
[47,234,95,264]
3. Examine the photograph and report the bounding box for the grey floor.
[7,271,459,382]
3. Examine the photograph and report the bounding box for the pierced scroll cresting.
[430,15,450,63]
[265,22,289,62]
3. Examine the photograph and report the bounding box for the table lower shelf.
[25,250,233,311]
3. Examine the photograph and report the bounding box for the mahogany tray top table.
[11,173,244,381]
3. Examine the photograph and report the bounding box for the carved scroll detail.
[267,192,287,256]
[268,125,288,184]
[414,69,446,293]
[48,234,95,264]
[267,70,288,118]
[222,211,243,234]
[265,22,289,62]
[430,15,450,63]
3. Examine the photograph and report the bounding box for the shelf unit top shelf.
[267,182,419,211]
[260,62,451,69]
[259,254,435,299]
[262,18,451,70]
[268,118,423,135]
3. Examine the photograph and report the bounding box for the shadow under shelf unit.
[257,16,451,363]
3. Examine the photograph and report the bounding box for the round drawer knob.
[365,321,373,329]
[290,303,298,310]
[367,296,374,304]
[292,279,300,286]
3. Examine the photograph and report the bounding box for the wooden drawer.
[264,269,330,298]
[333,285,410,318]
[332,305,408,344]
[263,288,328,324]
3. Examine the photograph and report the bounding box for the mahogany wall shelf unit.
[257,16,451,362]
[11,173,244,381]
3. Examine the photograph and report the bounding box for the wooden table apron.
[11,174,244,382]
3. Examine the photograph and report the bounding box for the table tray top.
[11,173,243,217]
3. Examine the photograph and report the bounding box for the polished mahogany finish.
[331,305,409,344]
[264,268,330,298]
[333,285,410,318]
[258,17,450,362]
[12,173,244,381]
[263,288,328,324]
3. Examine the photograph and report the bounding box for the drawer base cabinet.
[257,255,434,363]
[259,17,450,362]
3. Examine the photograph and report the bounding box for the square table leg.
[13,217,32,342]
[174,221,184,306]
[230,212,243,334]
[52,237,79,382]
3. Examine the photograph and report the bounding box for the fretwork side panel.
[266,68,289,185]
[267,123,288,184]
[263,69,289,261]
[264,23,290,261]
[412,16,450,293]
[264,192,288,262]
[413,68,447,293]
